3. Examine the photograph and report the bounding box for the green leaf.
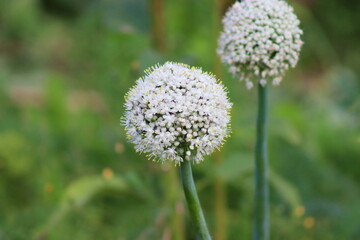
[62,175,128,207]
[35,174,144,239]
[214,153,253,182]
[0,131,33,175]
[200,153,301,211]
[269,169,301,210]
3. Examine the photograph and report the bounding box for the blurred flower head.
[294,205,305,217]
[304,217,315,229]
[123,62,232,164]
[102,168,114,179]
[217,0,303,89]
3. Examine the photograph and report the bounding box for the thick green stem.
[180,160,211,240]
[253,83,270,240]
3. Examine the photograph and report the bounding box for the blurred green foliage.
[0,0,359,239]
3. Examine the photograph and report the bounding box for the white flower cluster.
[123,62,232,165]
[217,0,303,89]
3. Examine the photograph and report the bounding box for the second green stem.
[253,83,270,240]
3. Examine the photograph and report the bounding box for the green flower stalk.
[254,83,269,240]
[123,62,232,239]
[218,0,303,239]
[180,160,211,240]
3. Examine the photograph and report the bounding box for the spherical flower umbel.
[123,62,232,164]
[217,0,303,89]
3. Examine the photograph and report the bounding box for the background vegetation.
[0,0,359,239]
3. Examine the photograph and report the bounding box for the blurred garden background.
[0,0,359,239]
